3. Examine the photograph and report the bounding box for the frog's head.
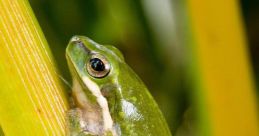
[66,35,126,102]
[66,35,124,81]
[66,36,124,134]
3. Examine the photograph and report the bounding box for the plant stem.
[0,0,68,135]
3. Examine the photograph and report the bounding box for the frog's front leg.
[67,108,96,136]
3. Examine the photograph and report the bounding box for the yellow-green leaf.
[186,0,259,135]
[0,0,68,135]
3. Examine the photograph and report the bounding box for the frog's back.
[114,63,171,136]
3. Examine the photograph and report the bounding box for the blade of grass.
[0,0,68,135]
[185,0,259,135]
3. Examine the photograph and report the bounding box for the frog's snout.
[70,35,81,43]
[67,36,91,54]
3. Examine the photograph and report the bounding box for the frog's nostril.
[70,35,81,43]
[68,37,90,53]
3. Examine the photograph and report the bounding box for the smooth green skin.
[66,36,171,136]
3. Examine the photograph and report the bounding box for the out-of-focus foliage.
[241,0,259,90]
[185,0,258,135]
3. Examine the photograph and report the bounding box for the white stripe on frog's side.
[81,76,114,132]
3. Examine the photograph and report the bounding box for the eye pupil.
[87,55,110,78]
[90,58,105,71]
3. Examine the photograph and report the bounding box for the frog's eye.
[86,54,110,78]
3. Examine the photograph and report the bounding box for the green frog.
[66,36,171,136]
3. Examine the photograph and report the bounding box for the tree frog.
[66,36,171,136]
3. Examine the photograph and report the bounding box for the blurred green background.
[28,0,259,134]
[241,0,259,90]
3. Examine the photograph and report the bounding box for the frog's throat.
[82,77,113,130]
[72,77,114,134]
